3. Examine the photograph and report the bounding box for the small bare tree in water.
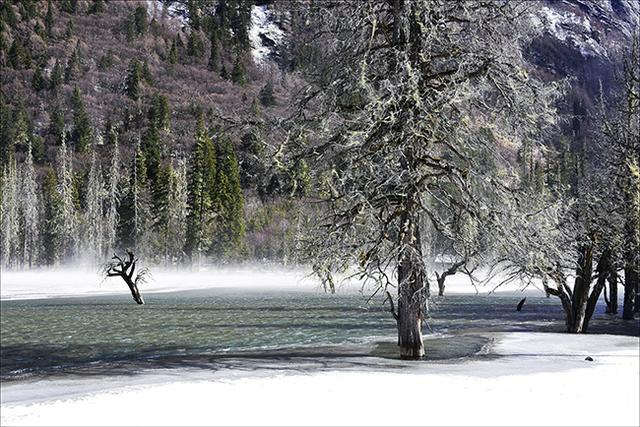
[103,250,149,304]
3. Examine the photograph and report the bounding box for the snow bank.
[2,332,638,426]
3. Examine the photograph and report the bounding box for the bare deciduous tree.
[103,250,149,304]
[289,0,558,358]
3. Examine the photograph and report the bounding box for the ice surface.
[1,332,637,426]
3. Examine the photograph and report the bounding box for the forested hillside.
[0,0,308,268]
[0,0,637,280]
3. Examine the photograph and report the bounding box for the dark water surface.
[1,288,637,382]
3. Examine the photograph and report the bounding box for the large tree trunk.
[604,265,618,314]
[547,247,607,334]
[396,210,426,360]
[623,263,638,320]
[569,245,593,333]
[583,250,610,332]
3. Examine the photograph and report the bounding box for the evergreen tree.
[8,38,24,69]
[42,169,63,265]
[20,143,39,267]
[208,33,218,71]
[168,39,178,64]
[212,134,245,256]
[0,99,15,163]
[12,107,30,152]
[187,30,204,58]
[149,94,171,132]
[141,60,153,85]
[134,4,148,35]
[185,115,216,262]
[125,60,142,100]
[71,87,92,153]
[220,63,228,80]
[259,80,275,106]
[87,0,104,15]
[64,43,80,82]
[32,65,47,91]
[231,56,246,86]
[64,20,74,39]
[45,0,54,38]
[49,101,65,145]
[50,59,64,92]
[142,120,162,184]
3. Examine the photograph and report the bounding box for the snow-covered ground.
[2,332,638,426]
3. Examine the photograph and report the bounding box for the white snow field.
[1,269,638,426]
[1,332,638,426]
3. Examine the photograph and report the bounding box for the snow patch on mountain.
[531,6,607,57]
[250,5,284,64]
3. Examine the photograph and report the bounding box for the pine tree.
[259,81,275,106]
[84,147,104,263]
[65,43,80,82]
[20,143,39,267]
[50,59,64,92]
[71,87,92,152]
[185,115,216,263]
[149,94,171,132]
[32,65,47,91]
[49,101,65,145]
[168,39,178,64]
[151,162,172,263]
[231,56,246,86]
[212,134,245,256]
[0,99,15,164]
[87,0,104,15]
[42,169,63,265]
[64,20,74,39]
[141,60,153,85]
[8,38,24,69]
[220,63,228,80]
[134,4,148,35]
[208,33,218,71]
[187,30,204,58]
[142,120,162,184]
[125,60,142,100]
[45,0,54,38]
[103,116,117,145]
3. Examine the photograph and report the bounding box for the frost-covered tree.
[84,147,104,263]
[20,143,39,268]
[167,158,188,262]
[57,139,79,261]
[42,169,63,265]
[0,157,19,269]
[289,0,558,358]
[105,138,121,255]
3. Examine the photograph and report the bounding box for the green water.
[2,288,633,381]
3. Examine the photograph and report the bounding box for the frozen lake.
[2,287,637,383]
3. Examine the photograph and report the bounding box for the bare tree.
[288,0,558,358]
[103,250,149,304]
